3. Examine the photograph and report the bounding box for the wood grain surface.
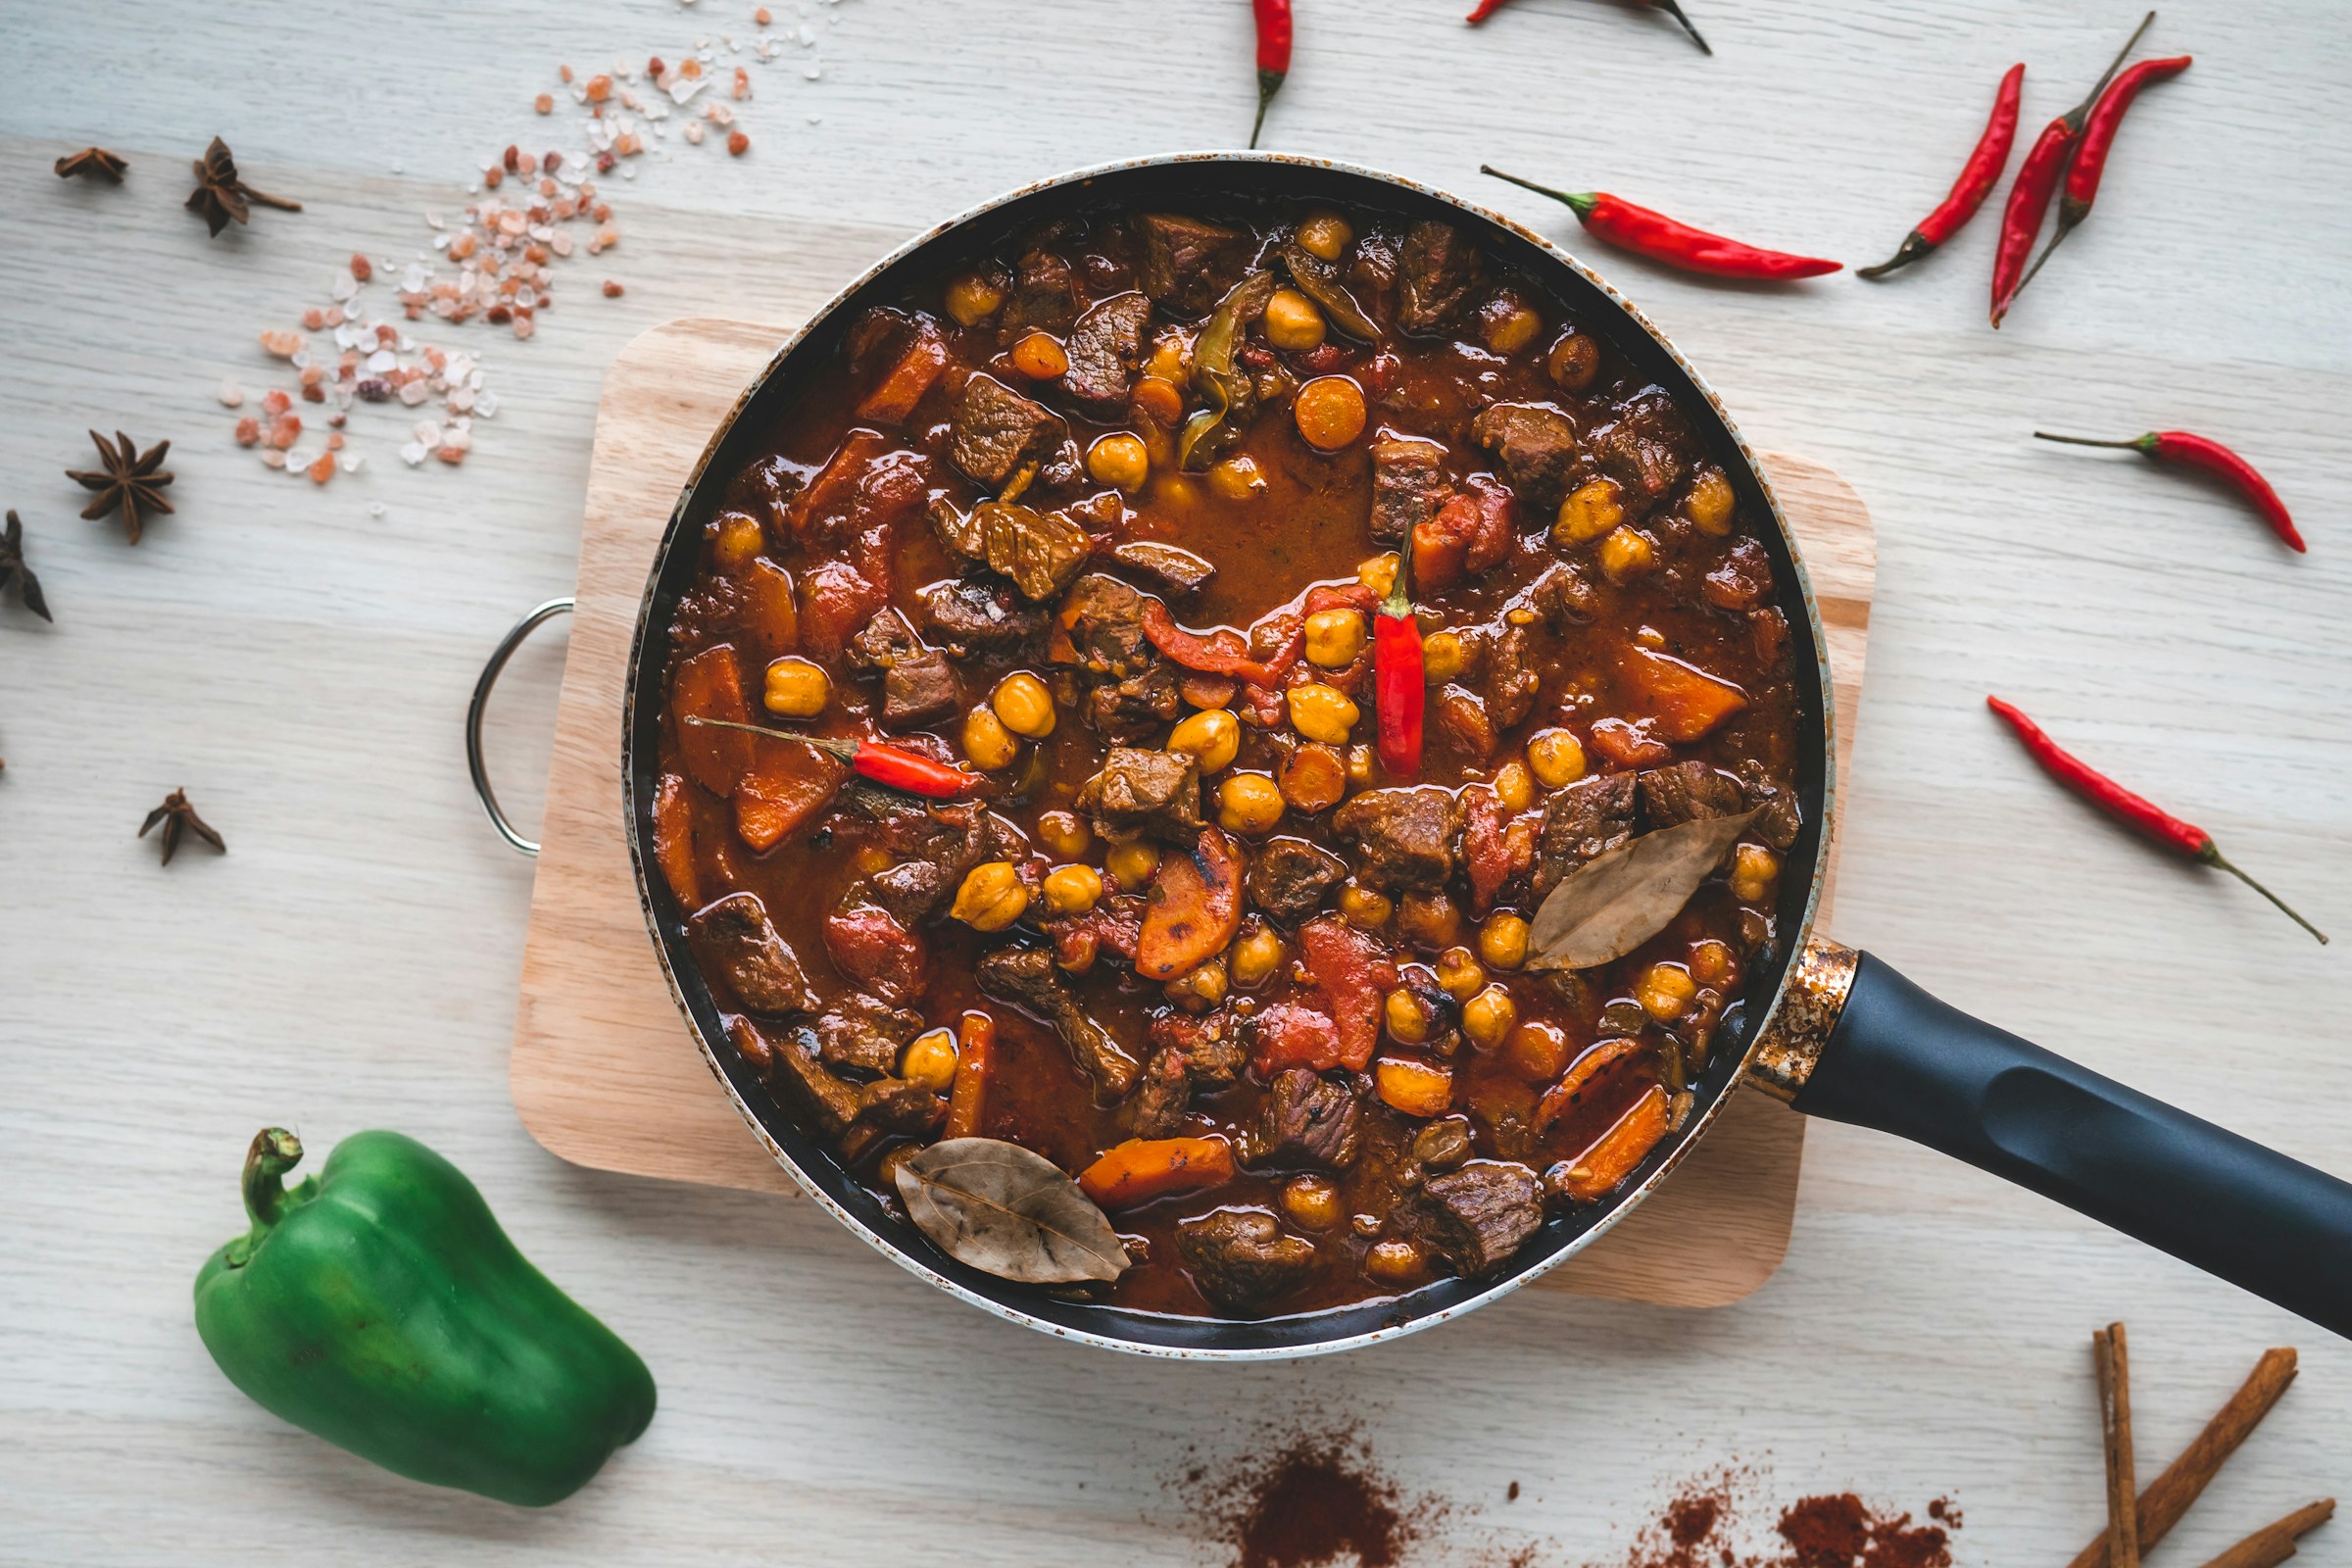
[3,1,2347,1563]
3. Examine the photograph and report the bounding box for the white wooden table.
[2,1,2346,1562]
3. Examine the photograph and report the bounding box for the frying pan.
[477,153,2352,1357]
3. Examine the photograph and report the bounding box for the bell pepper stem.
[227,1127,309,1265]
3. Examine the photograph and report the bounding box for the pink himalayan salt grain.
[326,432,345,451]
[535,92,554,114]
[302,307,326,330]
[681,57,702,78]
[308,453,336,484]
[559,63,573,82]
[734,66,751,98]
[727,129,750,156]
[755,5,771,21]
[263,388,292,416]
[603,279,624,297]
[219,379,246,408]
[299,364,325,386]
[684,122,706,146]
[261,448,287,469]
[503,144,519,172]
[269,416,302,449]
[261,329,306,358]
[234,416,261,446]
[544,150,563,172]
[586,74,612,102]
[302,383,325,403]
[350,253,372,282]
[484,166,503,188]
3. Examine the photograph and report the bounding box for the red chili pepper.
[683,715,975,798]
[2034,429,2305,554]
[2006,54,2191,303]
[1466,0,1709,54]
[1481,167,1839,280]
[1857,63,2025,280]
[1985,696,2326,944]
[1990,11,2154,327]
[1372,558,1424,778]
[1140,599,1298,690]
[1250,0,1292,150]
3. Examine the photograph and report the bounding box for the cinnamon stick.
[2067,1348,2300,1568]
[2197,1499,2334,1568]
[2094,1324,2141,1568]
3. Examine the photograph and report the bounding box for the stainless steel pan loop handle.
[466,597,574,857]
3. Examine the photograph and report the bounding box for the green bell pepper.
[194,1128,657,1506]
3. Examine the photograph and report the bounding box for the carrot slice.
[1136,825,1246,981]
[651,771,700,908]
[733,737,848,852]
[1626,647,1748,743]
[1375,1057,1455,1118]
[856,324,950,425]
[1277,744,1347,813]
[945,1010,995,1140]
[1534,1039,1642,1133]
[787,428,890,536]
[737,557,799,664]
[1555,1083,1670,1201]
[672,645,753,795]
[1079,1136,1236,1209]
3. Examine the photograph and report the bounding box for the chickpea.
[1168,708,1242,774]
[1731,843,1781,904]
[991,671,1057,739]
[1637,961,1699,1022]
[1494,760,1535,813]
[1478,912,1530,971]
[1287,682,1358,745]
[944,270,1004,326]
[1293,375,1368,451]
[1087,431,1151,491]
[1208,454,1267,502]
[1687,466,1737,535]
[1481,294,1543,355]
[1690,937,1735,987]
[1505,1019,1575,1082]
[1165,955,1229,1011]
[877,1142,923,1190]
[1295,211,1353,263]
[1547,329,1600,391]
[1230,922,1284,989]
[1461,984,1519,1051]
[1337,881,1394,931]
[1555,477,1625,545]
[950,861,1030,932]
[1105,838,1162,893]
[1130,375,1184,429]
[1598,525,1658,582]
[1345,743,1375,788]
[1042,863,1103,916]
[1384,987,1433,1046]
[1420,629,1467,684]
[1216,772,1286,835]
[1435,947,1486,1001]
[1153,472,1203,514]
[1526,728,1588,789]
[1363,1237,1426,1284]
[712,511,765,571]
[761,656,831,717]
[1036,808,1092,860]
[900,1028,959,1094]
[1283,1172,1345,1230]
[1263,287,1327,352]
[961,706,1020,771]
[1397,889,1462,951]
[1356,552,1399,597]
[1010,330,1068,380]
[1304,609,1368,668]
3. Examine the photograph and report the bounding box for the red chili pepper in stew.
[1990,11,2154,327]
[1372,557,1424,778]
[1466,0,1709,54]
[1481,168,1840,280]
[2034,429,2305,553]
[2005,54,2191,303]
[1985,696,2327,944]
[683,715,976,798]
[1857,63,2025,280]
[1139,600,1299,690]
[1249,0,1292,149]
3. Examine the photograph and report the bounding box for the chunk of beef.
[1150,1006,1246,1087]
[1128,1047,1194,1139]
[688,893,817,1014]
[948,373,1061,489]
[920,575,1050,657]
[847,608,959,727]
[1062,572,1156,679]
[857,1077,946,1134]
[1483,621,1541,729]
[1639,760,1746,829]
[1086,666,1183,744]
[1395,1160,1545,1275]
[1247,836,1347,920]
[811,993,922,1077]
[1701,535,1773,612]
[1528,561,1599,626]
[1111,539,1217,597]
[1332,786,1462,892]
[1736,760,1803,850]
[1177,1209,1317,1315]
[966,501,1094,602]
[1532,773,1637,899]
[822,895,929,1005]
[1136,214,1247,312]
[1434,684,1498,763]
[1587,387,1696,503]
[1470,402,1581,510]
[1257,1068,1362,1171]
[976,946,1139,1096]
[1087,747,1202,842]
[1397,220,1479,333]
[1063,291,1152,413]
[1004,247,1077,334]
[1410,1116,1476,1172]
[1042,892,1148,976]
[733,1017,859,1138]
[925,495,987,560]
[1369,437,1449,544]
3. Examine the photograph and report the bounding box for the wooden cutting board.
[508,316,1877,1310]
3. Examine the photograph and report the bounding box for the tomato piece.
[1136,825,1246,982]
[1626,647,1749,743]
[1555,1082,1671,1201]
[651,771,700,908]
[1458,474,1517,572]
[733,737,847,852]
[1079,1136,1236,1209]
[1298,915,1396,1070]
[822,901,928,1004]
[1252,1002,1346,1073]
[1463,788,1510,912]
[671,645,752,795]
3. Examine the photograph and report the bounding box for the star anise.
[55,146,127,182]
[140,789,226,866]
[184,136,302,237]
[67,430,174,544]
[1,513,53,621]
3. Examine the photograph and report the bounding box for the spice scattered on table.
[2008,51,2190,306]
[1467,0,1710,54]
[1857,62,2024,280]
[1599,1471,1957,1568]
[53,146,126,182]
[1248,0,1293,148]
[1481,168,1839,279]
[66,429,174,544]
[2034,428,2303,553]
[1986,696,2327,943]
[139,788,225,865]
[1,513,53,622]
[1198,1435,1425,1568]
[184,136,303,237]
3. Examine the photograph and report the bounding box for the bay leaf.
[894,1137,1132,1285]
[1526,808,1762,971]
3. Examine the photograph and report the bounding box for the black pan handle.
[1791,950,2352,1337]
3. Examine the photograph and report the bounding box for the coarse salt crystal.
[262,448,287,469]
[260,329,306,359]
[474,392,498,417]
[398,380,431,406]
[367,349,398,373]
[331,272,360,302]
[234,416,261,445]
[220,379,246,408]
[399,442,429,467]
